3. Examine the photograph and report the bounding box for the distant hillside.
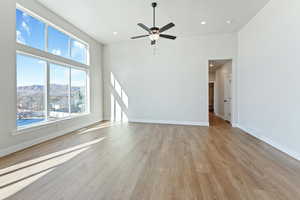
[17,84,83,96]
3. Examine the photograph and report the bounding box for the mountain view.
[17,84,86,126]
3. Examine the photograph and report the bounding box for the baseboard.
[231,123,239,128]
[237,124,300,161]
[103,115,111,121]
[129,119,209,126]
[0,119,102,158]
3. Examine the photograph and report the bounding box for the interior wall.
[238,0,300,159]
[214,61,232,118]
[0,0,103,157]
[103,34,237,125]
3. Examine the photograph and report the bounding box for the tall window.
[16,6,89,128]
[17,55,46,126]
[49,64,70,119]
[71,69,87,114]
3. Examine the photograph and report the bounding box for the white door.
[224,74,232,122]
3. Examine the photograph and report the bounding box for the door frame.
[206,58,237,127]
[224,73,232,122]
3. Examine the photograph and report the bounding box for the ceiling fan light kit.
[131,2,177,46]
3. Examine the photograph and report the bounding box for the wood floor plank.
[1,116,300,200]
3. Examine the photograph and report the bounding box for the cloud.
[38,60,46,64]
[52,49,62,55]
[22,12,30,23]
[72,40,85,49]
[22,21,31,35]
[22,12,28,17]
[16,30,26,45]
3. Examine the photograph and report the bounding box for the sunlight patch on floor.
[0,137,105,199]
[0,168,55,200]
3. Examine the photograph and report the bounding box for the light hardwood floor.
[1,115,300,200]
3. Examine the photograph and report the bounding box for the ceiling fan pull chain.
[153,44,157,55]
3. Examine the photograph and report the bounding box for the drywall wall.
[0,0,103,156]
[238,0,300,159]
[214,61,232,118]
[103,34,237,125]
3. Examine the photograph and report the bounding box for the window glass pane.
[71,69,87,114]
[71,39,87,64]
[17,54,46,127]
[49,64,70,119]
[48,26,69,58]
[16,9,45,50]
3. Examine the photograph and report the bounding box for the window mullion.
[45,24,49,121]
[45,24,48,51]
[86,71,89,114]
[68,37,71,59]
[46,62,50,120]
[69,67,71,116]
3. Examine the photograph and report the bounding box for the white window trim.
[15,5,91,132]
[13,113,90,136]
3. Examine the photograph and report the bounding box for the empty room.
[0,0,300,199]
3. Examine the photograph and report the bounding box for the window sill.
[12,113,90,136]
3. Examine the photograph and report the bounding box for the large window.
[16,6,89,129]
[16,54,88,128]
[16,8,88,65]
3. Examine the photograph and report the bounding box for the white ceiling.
[37,0,270,44]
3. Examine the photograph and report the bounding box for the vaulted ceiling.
[37,0,270,44]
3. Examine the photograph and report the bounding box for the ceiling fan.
[131,2,176,45]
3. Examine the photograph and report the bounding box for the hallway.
[209,112,231,127]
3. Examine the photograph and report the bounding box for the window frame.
[16,4,90,131]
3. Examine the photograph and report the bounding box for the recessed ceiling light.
[201,21,206,25]
[226,20,232,24]
[209,64,214,67]
[113,32,118,35]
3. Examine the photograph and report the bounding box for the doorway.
[209,82,214,113]
[208,59,232,126]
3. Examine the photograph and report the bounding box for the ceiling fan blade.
[151,40,156,45]
[137,23,151,33]
[159,23,175,33]
[160,34,177,40]
[131,35,149,39]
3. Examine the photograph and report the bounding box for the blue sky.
[17,54,86,87]
[17,54,46,87]
[16,9,87,87]
[16,9,44,50]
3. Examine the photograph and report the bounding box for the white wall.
[0,0,103,157]
[215,62,232,118]
[238,0,300,159]
[103,34,237,125]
